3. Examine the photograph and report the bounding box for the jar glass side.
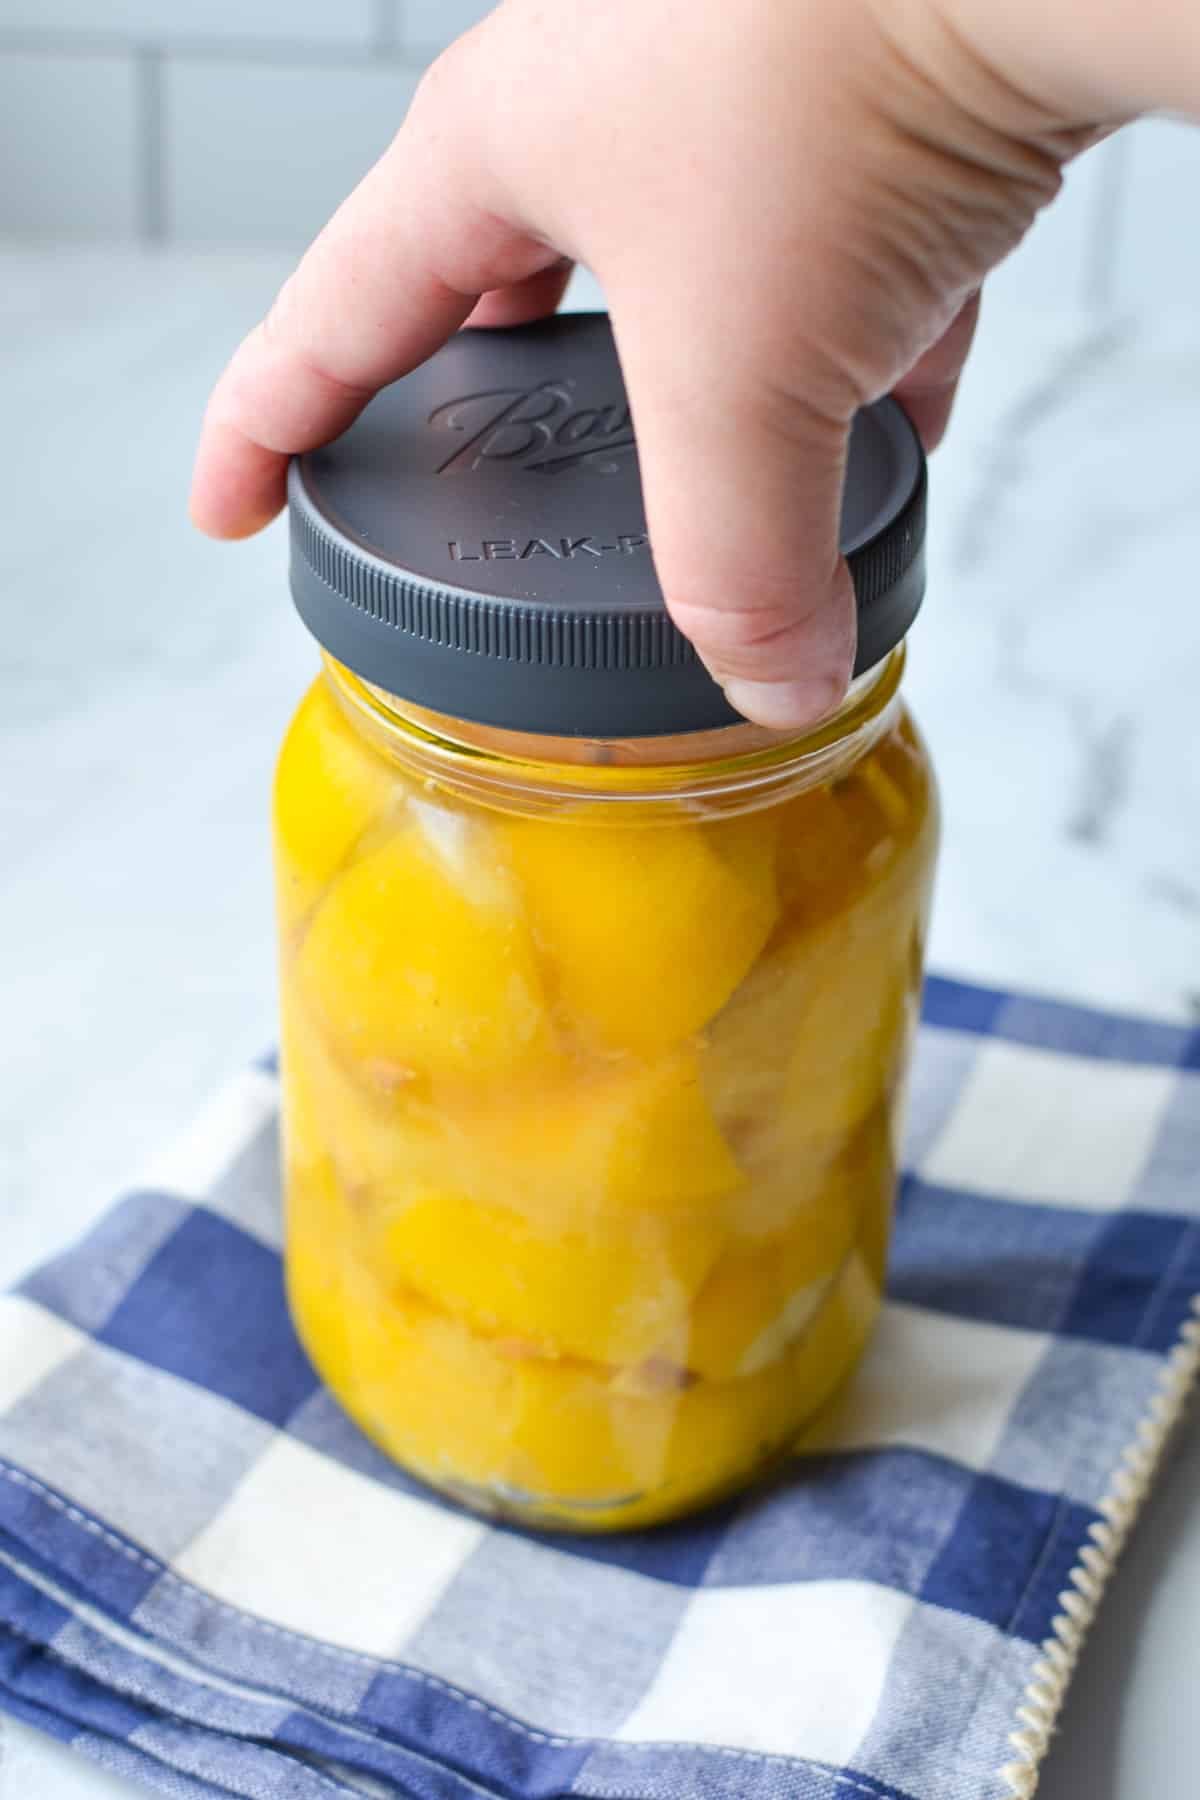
[274,655,938,1530]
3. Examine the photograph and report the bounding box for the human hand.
[190,0,1189,726]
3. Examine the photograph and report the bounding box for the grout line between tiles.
[372,0,402,57]
[135,45,166,245]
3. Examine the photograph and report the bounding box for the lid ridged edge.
[290,501,696,671]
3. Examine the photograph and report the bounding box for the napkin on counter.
[0,975,1197,1800]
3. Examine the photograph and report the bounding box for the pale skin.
[190,0,1199,728]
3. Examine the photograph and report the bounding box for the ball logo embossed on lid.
[289,313,927,739]
[430,383,636,478]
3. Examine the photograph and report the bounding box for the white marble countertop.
[0,245,1197,1799]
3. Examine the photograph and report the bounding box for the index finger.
[189,50,569,540]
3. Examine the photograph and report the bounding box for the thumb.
[610,294,857,731]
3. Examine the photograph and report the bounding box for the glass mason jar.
[275,315,938,1531]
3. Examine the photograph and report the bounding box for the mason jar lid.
[288,313,926,739]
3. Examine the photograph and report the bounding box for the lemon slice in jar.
[274,678,399,933]
[299,809,558,1085]
[502,810,778,1056]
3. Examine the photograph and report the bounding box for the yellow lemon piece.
[685,1260,838,1384]
[506,1232,886,1526]
[283,1152,362,1393]
[279,1003,327,1181]
[796,1180,895,1449]
[290,1181,887,1530]
[772,910,918,1160]
[699,925,891,1189]
[354,1299,518,1492]
[776,714,935,1145]
[702,899,916,1206]
[286,984,741,1227]
[702,715,936,1174]
[686,1110,892,1377]
[274,678,399,933]
[650,1230,887,1515]
[733,1099,896,1238]
[285,1157,520,1492]
[285,985,740,1251]
[775,714,933,935]
[698,933,818,1153]
[512,1232,885,1524]
[503,1356,677,1509]
[774,784,876,933]
[291,1253,653,1508]
[374,1186,723,1367]
[686,1216,854,1382]
[315,1282,519,1493]
[872,708,941,861]
[782,967,906,1133]
[503,810,779,1055]
[755,1233,885,1443]
[281,995,458,1203]
[299,814,557,1084]
[469,1050,745,1228]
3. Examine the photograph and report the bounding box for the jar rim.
[324,646,907,815]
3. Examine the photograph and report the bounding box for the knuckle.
[662,558,856,682]
[259,288,371,402]
[411,17,490,117]
[666,595,815,682]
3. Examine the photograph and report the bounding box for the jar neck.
[323,648,906,816]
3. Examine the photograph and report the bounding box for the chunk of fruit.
[284,1153,360,1393]
[274,678,398,932]
[731,1098,896,1239]
[503,811,779,1055]
[686,1113,891,1377]
[290,1180,886,1529]
[699,934,817,1151]
[776,724,927,935]
[374,1185,724,1366]
[286,996,741,1238]
[282,997,455,1201]
[310,1278,519,1493]
[702,892,914,1204]
[687,1225,852,1382]
[299,813,557,1083]
[503,1230,886,1523]
[687,1261,837,1384]
[775,914,914,1142]
[504,1354,676,1507]
[467,1050,745,1229]
[774,783,874,933]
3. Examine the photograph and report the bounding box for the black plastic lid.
[289,313,926,738]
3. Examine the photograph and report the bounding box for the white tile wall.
[0,51,140,239]
[0,1,374,48]
[166,59,419,245]
[0,0,1196,332]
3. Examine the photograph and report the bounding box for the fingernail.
[722,675,846,731]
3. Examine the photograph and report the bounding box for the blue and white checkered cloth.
[1,975,1198,1800]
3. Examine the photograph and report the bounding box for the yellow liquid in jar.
[275,674,938,1530]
